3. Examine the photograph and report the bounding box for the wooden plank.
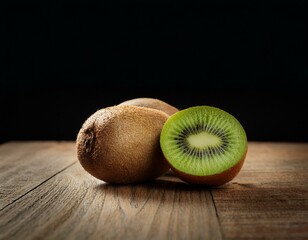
[0,142,77,210]
[2,141,307,239]
[0,163,222,240]
[211,142,308,240]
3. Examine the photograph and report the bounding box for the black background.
[1,2,307,143]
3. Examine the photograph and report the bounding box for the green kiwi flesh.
[160,106,247,186]
[76,105,170,184]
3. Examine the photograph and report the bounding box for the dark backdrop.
[1,2,307,143]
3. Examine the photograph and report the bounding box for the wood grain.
[0,142,76,210]
[0,163,222,240]
[0,141,308,240]
[211,142,308,240]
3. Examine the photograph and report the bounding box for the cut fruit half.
[160,106,247,186]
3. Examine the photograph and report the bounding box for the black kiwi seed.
[175,124,230,158]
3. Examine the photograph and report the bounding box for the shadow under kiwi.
[93,170,228,203]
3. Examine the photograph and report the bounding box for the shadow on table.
[95,170,218,190]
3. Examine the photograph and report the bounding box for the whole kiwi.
[76,105,170,184]
[119,97,179,116]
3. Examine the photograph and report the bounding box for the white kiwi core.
[187,131,221,148]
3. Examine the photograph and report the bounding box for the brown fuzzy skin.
[119,97,179,116]
[170,147,248,187]
[76,105,170,184]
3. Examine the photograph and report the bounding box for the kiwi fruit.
[119,97,179,116]
[160,106,247,186]
[76,105,170,184]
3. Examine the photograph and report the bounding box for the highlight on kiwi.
[119,97,179,116]
[160,106,247,187]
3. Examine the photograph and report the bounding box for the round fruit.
[119,97,178,116]
[160,106,247,186]
[76,105,170,184]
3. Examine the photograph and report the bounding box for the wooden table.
[0,141,307,240]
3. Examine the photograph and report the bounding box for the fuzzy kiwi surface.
[119,97,179,116]
[76,105,170,184]
[160,106,247,186]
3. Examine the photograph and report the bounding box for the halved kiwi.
[76,105,170,184]
[160,106,247,186]
[119,97,179,116]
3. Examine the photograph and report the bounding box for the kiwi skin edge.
[168,146,248,187]
[119,97,179,116]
